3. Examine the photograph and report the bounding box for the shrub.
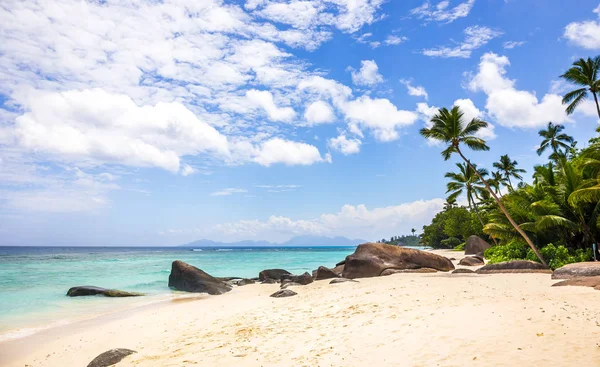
[453,242,465,251]
[484,242,527,264]
[526,244,594,269]
[440,237,461,249]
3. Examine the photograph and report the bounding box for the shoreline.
[2,250,600,366]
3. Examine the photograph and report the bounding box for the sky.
[1,0,600,246]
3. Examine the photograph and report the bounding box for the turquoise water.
[0,246,358,338]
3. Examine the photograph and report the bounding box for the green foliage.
[440,237,461,248]
[484,242,528,263]
[454,242,465,251]
[421,206,483,249]
[526,243,593,269]
[380,235,420,247]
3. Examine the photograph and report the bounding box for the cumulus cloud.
[467,53,573,128]
[410,0,476,23]
[328,134,362,155]
[350,60,384,86]
[423,26,502,58]
[161,198,445,242]
[304,100,335,124]
[251,138,330,166]
[245,89,296,122]
[400,79,428,100]
[4,89,229,172]
[564,4,600,50]
[343,96,418,141]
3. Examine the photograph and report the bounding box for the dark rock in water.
[237,278,255,286]
[335,259,346,267]
[67,286,144,297]
[465,236,491,255]
[270,289,297,298]
[281,282,303,289]
[342,243,455,279]
[259,269,291,281]
[552,262,600,279]
[281,272,313,285]
[87,348,136,367]
[452,268,475,274]
[380,268,437,276]
[552,276,600,290]
[261,278,278,284]
[330,278,358,284]
[314,266,340,280]
[458,256,485,266]
[476,260,551,274]
[168,260,232,295]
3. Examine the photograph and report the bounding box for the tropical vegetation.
[419,57,600,268]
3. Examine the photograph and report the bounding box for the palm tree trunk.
[470,197,500,246]
[593,91,600,120]
[456,147,547,266]
[506,176,514,191]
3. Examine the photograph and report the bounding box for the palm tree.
[490,170,507,195]
[445,162,488,223]
[537,122,575,158]
[420,106,546,266]
[443,197,457,210]
[411,228,416,237]
[560,56,600,119]
[493,154,526,191]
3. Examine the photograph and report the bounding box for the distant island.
[179,235,367,248]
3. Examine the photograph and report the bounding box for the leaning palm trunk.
[469,197,499,246]
[594,91,600,119]
[456,147,547,266]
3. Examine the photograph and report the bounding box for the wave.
[191,249,203,252]
[215,249,234,252]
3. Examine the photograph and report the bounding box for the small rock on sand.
[270,289,297,298]
[458,256,484,266]
[87,348,136,367]
[476,260,551,274]
[330,278,358,284]
[452,268,476,274]
[551,262,600,279]
[552,276,600,290]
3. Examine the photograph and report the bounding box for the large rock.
[476,260,551,274]
[67,286,144,297]
[551,262,600,279]
[314,266,340,280]
[465,236,491,255]
[458,256,485,266]
[87,349,136,367]
[259,269,291,282]
[380,268,437,276]
[270,289,297,298]
[168,260,232,295]
[552,276,600,290]
[332,264,345,275]
[237,279,255,286]
[342,243,455,279]
[281,272,313,285]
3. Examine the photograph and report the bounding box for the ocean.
[0,245,361,340]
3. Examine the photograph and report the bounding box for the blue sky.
[1,0,600,246]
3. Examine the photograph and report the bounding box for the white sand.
[2,250,600,366]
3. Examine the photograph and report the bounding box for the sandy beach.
[1,250,600,367]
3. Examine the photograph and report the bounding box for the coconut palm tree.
[490,170,508,195]
[445,162,488,223]
[537,122,575,158]
[411,228,416,237]
[493,154,526,191]
[420,106,546,265]
[443,197,457,210]
[560,56,600,119]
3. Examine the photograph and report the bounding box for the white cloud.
[162,198,445,242]
[423,26,502,58]
[384,35,408,46]
[328,134,362,155]
[343,96,418,141]
[251,138,330,166]
[4,89,229,172]
[410,0,476,23]
[467,53,574,128]
[210,188,248,197]
[245,89,296,122]
[564,4,600,50]
[350,60,384,86]
[400,79,428,100]
[304,100,335,124]
[503,40,525,49]
[180,164,198,177]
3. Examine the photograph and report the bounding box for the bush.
[453,242,465,251]
[484,241,528,263]
[440,237,461,249]
[526,244,594,269]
